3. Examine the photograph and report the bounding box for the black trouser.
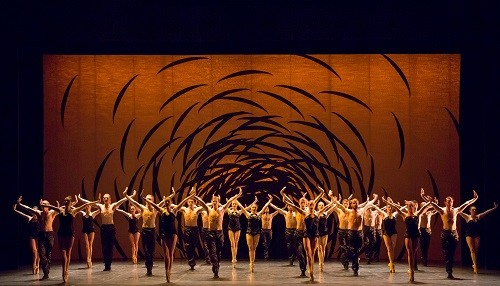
[206,230,224,275]
[347,230,363,273]
[101,224,116,269]
[261,229,272,259]
[441,230,459,275]
[183,226,199,268]
[295,229,306,273]
[362,226,375,262]
[201,228,210,263]
[338,229,349,268]
[373,229,383,261]
[285,228,297,262]
[419,227,431,265]
[141,228,156,273]
[38,231,55,276]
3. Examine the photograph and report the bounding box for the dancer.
[116,203,141,264]
[269,200,297,266]
[373,202,399,273]
[16,196,58,280]
[315,191,337,272]
[237,195,273,272]
[193,188,243,278]
[226,197,255,268]
[373,207,383,263]
[416,201,436,267]
[13,203,40,274]
[177,187,207,270]
[421,188,478,279]
[47,196,98,282]
[79,203,100,268]
[458,202,498,273]
[142,188,194,281]
[382,197,430,281]
[333,194,378,276]
[260,204,278,261]
[282,188,327,281]
[328,194,352,270]
[200,207,211,264]
[78,190,129,271]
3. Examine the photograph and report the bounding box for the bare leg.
[466,236,480,273]
[405,237,418,281]
[383,234,397,272]
[228,230,240,266]
[88,232,95,267]
[133,232,140,264]
[317,235,327,272]
[30,238,39,274]
[162,239,172,282]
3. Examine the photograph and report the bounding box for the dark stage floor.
[1,259,499,285]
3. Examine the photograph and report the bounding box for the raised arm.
[193,195,210,213]
[77,194,94,204]
[257,195,273,216]
[71,200,99,215]
[113,189,134,210]
[115,208,132,219]
[143,195,167,214]
[477,202,498,220]
[237,200,250,217]
[221,187,243,211]
[269,202,287,216]
[171,191,196,212]
[13,204,32,220]
[414,201,432,217]
[16,196,42,216]
[359,193,378,213]
[457,190,479,212]
[282,193,305,216]
[381,197,405,217]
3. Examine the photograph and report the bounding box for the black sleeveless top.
[82,215,95,234]
[247,214,261,235]
[159,211,177,237]
[28,218,40,239]
[228,211,241,231]
[318,213,328,236]
[466,220,480,238]
[383,217,397,236]
[127,216,140,234]
[304,215,319,238]
[404,216,420,238]
[58,212,75,237]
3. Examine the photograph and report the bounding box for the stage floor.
[1,259,499,285]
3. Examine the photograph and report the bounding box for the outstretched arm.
[457,190,479,212]
[15,196,42,216]
[171,191,196,213]
[282,193,305,216]
[414,201,432,217]
[116,208,132,219]
[381,197,405,217]
[359,194,379,213]
[71,200,100,215]
[221,187,243,212]
[192,195,209,213]
[477,202,498,220]
[143,195,167,214]
[13,204,32,221]
[122,189,144,211]
[77,194,94,204]
[257,195,273,216]
[269,203,287,215]
[237,200,250,217]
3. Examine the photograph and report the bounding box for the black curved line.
[319,90,373,113]
[352,167,366,200]
[159,84,207,112]
[332,112,368,155]
[127,165,144,194]
[381,187,389,199]
[217,69,273,83]
[223,96,268,113]
[295,54,341,81]
[426,169,440,201]
[113,74,139,123]
[170,102,199,141]
[198,88,250,112]
[120,119,136,173]
[276,84,326,111]
[257,90,305,119]
[61,75,78,128]
[444,107,460,136]
[391,112,406,169]
[381,54,411,96]
[366,155,375,196]
[80,177,87,200]
[137,116,173,159]
[157,56,210,75]
[93,149,115,198]
[113,178,121,204]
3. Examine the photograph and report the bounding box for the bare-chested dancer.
[417,201,436,267]
[78,189,128,271]
[270,198,297,266]
[260,202,279,261]
[327,192,352,270]
[193,188,242,278]
[421,188,478,279]
[333,193,378,276]
[177,187,207,270]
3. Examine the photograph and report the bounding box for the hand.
[17,196,23,204]
[328,190,333,197]
[123,189,128,196]
[472,190,478,199]
[372,193,378,199]
[238,187,243,196]
[189,187,196,196]
[268,194,273,201]
[494,202,498,209]
[13,204,16,210]
[420,188,425,196]
[131,190,137,197]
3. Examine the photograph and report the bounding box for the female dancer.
[282,189,326,281]
[143,188,194,282]
[13,203,40,274]
[79,203,100,268]
[370,202,399,272]
[458,202,498,273]
[315,198,336,272]
[382,197,430,281]
[226,197,255,268]
[47,196,98,282]
[116,204,141,264]
[237,195,273,272]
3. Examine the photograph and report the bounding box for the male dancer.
[178,187,207,270]
[361,206,377,264]
[270,201,297,265]
[16,197,57,280]
[323,191,351,270]
[334,194,378,276]
[421,188,477,278]
[260,206,278,260]
[418,201,436,267]
[194,188,242,278]
[78,190,128,271]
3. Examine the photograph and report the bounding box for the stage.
[1,259,499,285]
